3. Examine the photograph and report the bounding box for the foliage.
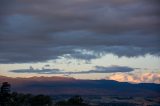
[0,92,53,106]
[29,94,52,106]
[55,95,89,106]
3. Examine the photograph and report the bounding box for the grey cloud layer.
[0,0,160,63]
[10,66,134,74]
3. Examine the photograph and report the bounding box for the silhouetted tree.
[55,95,89,106]
[0,82,11,106]
[55,100,68,106]
[0,82,11,95]
[68,95,83,105]
[29,94,52,106]
[9,92,32,106]
[0,82,53,106]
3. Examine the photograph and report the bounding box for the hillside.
[0,76,160,97]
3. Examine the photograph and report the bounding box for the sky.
[0,0,160,83]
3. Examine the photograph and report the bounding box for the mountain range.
[0,76,159,97]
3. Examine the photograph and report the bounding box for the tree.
[0,82,11,106]
[55,95,89,106]
[68,95,83,105]
[29,94,52,106]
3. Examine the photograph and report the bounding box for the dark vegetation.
[0,82,51,106]
[0,82,88,106]
[0,92,88,106]
[55,95,89,106]
[1,92,52,106]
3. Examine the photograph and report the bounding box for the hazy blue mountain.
[0,76,160,97]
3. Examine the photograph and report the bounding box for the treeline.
[0,92,142,106]
[0,92,52,106]
[0,82,88,106]
[0,92,88,106]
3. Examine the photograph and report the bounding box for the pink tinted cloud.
[106,72,160,84]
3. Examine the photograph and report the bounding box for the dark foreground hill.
[0,76,160,97]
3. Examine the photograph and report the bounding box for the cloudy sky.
[0,0,160,83]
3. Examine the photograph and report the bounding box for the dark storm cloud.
[10,66,134,74]
[0,0,160,63]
